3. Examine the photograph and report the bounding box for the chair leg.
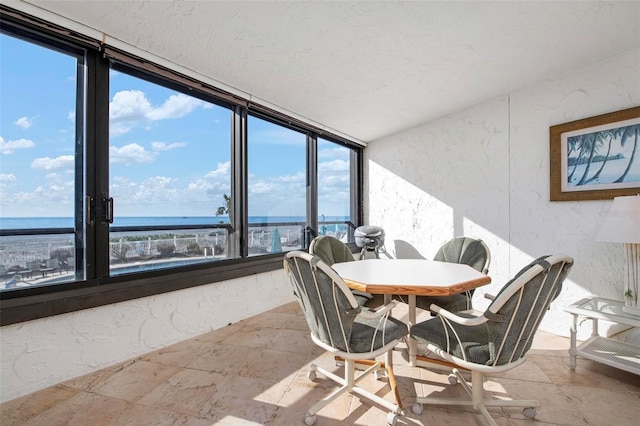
[334,354,403,408]
[306,359,403,421]
[413,368,540,426]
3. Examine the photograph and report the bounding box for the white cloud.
[31,155,74,171]
[318,159,349,172]
[250,127,306,146]
[275,171,305,183]
[15,116,35,129]
[68,110,75,121]
[110,143,156,165]
[318,146,349,160]
[187,162,230,192]
[151,141,187,151]
[110,90,152,121]
[204,161,231,179]
[0,136,35,154]
[147,94,206,120]
[109,90,207,137]
[0,173,16,183]
[250,181,276,194]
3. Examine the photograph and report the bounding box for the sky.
[0,33,352,220]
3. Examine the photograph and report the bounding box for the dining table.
[332,258,491,366]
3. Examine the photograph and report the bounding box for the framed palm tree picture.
[550,106,640,201]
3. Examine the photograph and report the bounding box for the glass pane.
[317,138,353,242]
[247,116,306,255]
[0,33,83,290]
[109,69,232,275]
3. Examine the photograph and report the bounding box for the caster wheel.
[523,407,537,419]
[307,370,317,381]
[304,413,316,425]
[447,373,458,385]
[411,402,423,415]
[386,412,398,425]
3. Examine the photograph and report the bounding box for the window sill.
[0,254,285,326]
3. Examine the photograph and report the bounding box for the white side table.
[565,297,640,375]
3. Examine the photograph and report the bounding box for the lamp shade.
[596,195,640,244]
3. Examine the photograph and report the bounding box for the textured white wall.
[366,48,640,337]
[0,269,293,403]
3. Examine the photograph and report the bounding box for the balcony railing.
[1,220,355,289]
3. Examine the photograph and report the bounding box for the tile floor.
[2,301,639,426]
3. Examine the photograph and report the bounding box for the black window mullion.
[74,50,89,281]
[306,135,318,248]
[232,105,248,257]
[91,53,111,279]
[350,148,363,241]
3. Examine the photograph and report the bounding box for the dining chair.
[283,251,408,425]
[309,235,375,306]
[414,236,490,313]
[409,254,573,425]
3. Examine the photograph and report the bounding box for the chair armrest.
[430,304,488,326]
[358,301,397,319]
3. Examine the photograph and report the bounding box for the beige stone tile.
[269,301,302,315]
[529,330,572,354]
[484,377,580,424]
[89,360,182,402]
[111,403,212,426]
[198,375,290,424]
[61,359,137,392]
[137,368,230,418]
[141,336,214,367]
[266,383,352,425]
[420,406,504,426]
[22,392,131,426]
[0,385,79,426]
[219,325,282,348]
[241,310,309,332]
[196,321,247,343]
[490,359,553,384]
[239,348,310,381]
[187,342,257,374]
[268,328,317,354]
[558,384,640,426]
[190,342,308,382]
[529,353,639,391]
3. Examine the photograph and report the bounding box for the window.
[317,138,355,241]
[0,32,85,288]
[108,68,234,275]
[247,115,307,255]
[0,10,362,325]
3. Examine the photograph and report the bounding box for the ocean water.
[0,216,350,230]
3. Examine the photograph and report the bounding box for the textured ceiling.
[16,1,640,143]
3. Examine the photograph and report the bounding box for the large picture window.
[0,13,362,325]
[247,115,307,255]
[0,32,85,289]
[108,69,234,275]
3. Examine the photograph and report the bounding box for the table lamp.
[597,194,640,316]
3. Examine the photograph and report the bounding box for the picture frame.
[550,106,640,201]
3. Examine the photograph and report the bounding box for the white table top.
[332,258,491,297]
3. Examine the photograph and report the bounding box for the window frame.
[0,8,363,326]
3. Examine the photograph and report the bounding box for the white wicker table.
[565,297,640,375]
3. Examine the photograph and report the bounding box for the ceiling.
[17,1,640,143]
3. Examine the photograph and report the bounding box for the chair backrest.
[434,236,491,274]
[309,235,355,265]
[483,254,573,366]
[284,251,360,352]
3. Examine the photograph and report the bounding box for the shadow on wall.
[392,240,427,259]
